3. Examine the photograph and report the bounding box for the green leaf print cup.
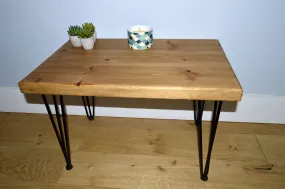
[128,25,153,50]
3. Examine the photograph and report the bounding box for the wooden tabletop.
[19,39,242,101]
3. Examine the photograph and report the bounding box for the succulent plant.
[78,28,95,39]
[67,25,82,36]
[82,22,95,32]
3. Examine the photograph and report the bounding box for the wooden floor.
[0,112,285,189]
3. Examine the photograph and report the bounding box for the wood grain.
[67,119,265,162]
[216,122,285,135]
[1,113,285,189]
[0,112,7,132]
[58,153,284,187]
[0,112,7,121]
[18,39,242,101]
[0,148,64,183]
[256,135,285,173]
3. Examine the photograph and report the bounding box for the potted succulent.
[67,25,82,47]
[82,22,97,43]
[78,26,95,50]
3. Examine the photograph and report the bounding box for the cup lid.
[128,25,153,32]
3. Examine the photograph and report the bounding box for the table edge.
[18,81,243,102]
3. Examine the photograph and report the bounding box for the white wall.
[0,0,285,96]
[2,87,285,124]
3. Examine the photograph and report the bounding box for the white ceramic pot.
[80,37,94,50]
[93,31,97,43]
[69,35,81,47]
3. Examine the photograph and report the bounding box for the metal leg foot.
[66,163,73,170]
[42,95,73,170]
[82,96,95,120]
[201,174,208,181]
[193,100,223,181]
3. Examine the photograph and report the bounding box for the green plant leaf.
[82,22,95,32]
[78,28,94,38]
[67,25,82,36]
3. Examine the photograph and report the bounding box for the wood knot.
[166,41,174,49]
[157,166,166,172]
[89,66,94,70]
[255,166,272,171]
[185,69,197,80]
[87,164,93,170]
[243,164,273,171]
[104,58,110,61]
[34,78,41,83]
[229,145,239,151]
[35,133,43,147]
[189,122,195,126]
[76,80,82,86]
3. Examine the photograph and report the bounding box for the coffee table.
[18,39,242,181]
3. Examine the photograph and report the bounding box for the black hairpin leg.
[42,95,73,170]
[193,100,223,181]
[82,96,95,120]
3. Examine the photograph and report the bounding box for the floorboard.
[0,112,284,189]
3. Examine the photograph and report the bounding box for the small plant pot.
[69,35,81,47]
[80,38,94,50]
[93,31,97,43]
